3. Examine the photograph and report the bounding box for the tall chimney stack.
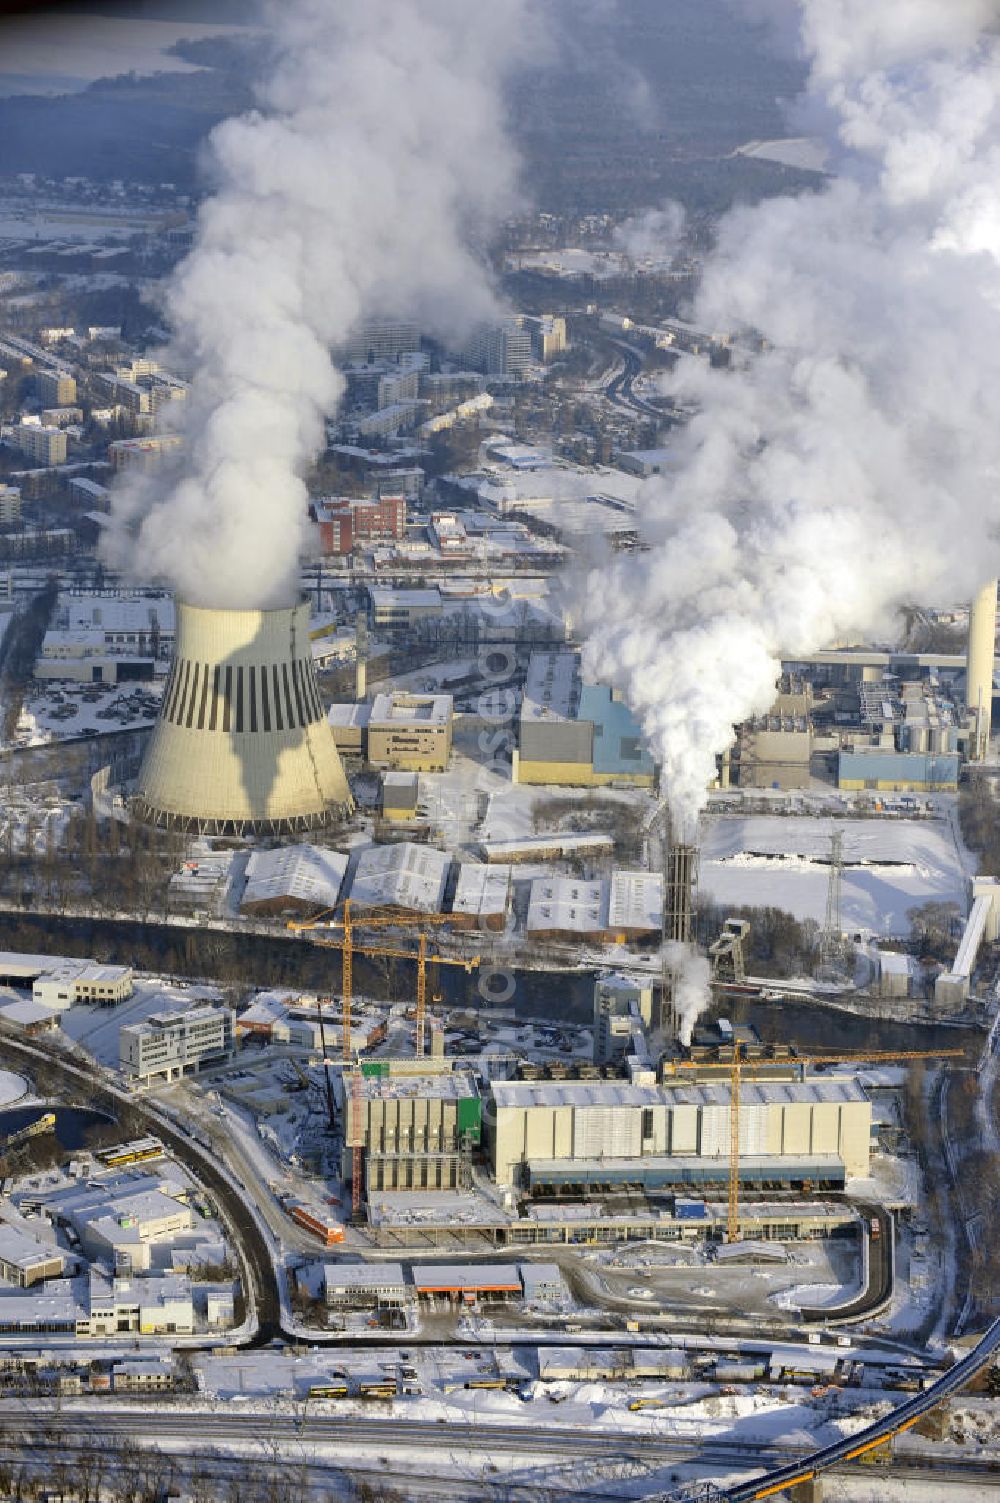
[967,580,997,761]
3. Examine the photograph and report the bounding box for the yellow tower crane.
[666,1046,966,1244]
[289,899,478,1060]
[288,901,480,1219]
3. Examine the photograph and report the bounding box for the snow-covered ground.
[60,978,222,1067]
[698,815,969,934]
[0,1069,29,1106]
[11,678,163,748]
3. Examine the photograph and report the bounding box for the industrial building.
[837,747,959,791]
[35,592,176,688]
[411,1264,521,1302]
[0,1271,194,1338]
[119,1003,234,1085]
[340,1069,482,1192]
[0,952,134,1009]
[367,691,453,772]
[514,652,655,787]
[450,863,512,931]
[487,1078,871,1189]
[348,842,450,915]
[132,600,353,836]
[381,771,420,823]
[593,974,654,1065]
[734,701,812,789]
[324,1262,407,1310]
[328,701,370,756]
[167,850,236,918]
[526,872,663,945]
[368,586,443,631]
[239,844,348,918]
[935,875,1000,1008]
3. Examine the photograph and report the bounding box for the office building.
[367,691,453,772]
[119,1003,234,1085]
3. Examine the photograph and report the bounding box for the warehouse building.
[450,863,512,931]
[487,1078,871,1189]
[526,872,663,945]
[239,844,348,918]
[340,1069,481,1192]
[367,691,453,772]
[514,652,655,788]
[411,1264,522,1303]
[348,842,450,915]
[323,1262,407,1310]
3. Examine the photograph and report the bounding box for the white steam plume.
[664,941,713,1047]
[103,0,534,609]
[613,201,687,266]
[580,0,1000,838]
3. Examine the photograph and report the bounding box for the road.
[10,1402,1000,1503]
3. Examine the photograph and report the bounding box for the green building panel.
[457,1096,482,1144]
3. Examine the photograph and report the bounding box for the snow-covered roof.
[323,1261,406,1292]
[521,650,580,721]
[492,1078,867,1110]
[241,844,348,912]
[369,690,452,727]
[607,870,663,932]
[451,863,511,919]
[349,842,450,913]
[526,876,607,934]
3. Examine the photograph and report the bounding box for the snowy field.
[698,816,969,935]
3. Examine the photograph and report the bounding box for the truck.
[288,1203,345,1246]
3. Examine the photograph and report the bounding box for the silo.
[967,581,998,761]
[133,600,353,834]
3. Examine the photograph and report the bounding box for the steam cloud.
[580,0,1000,838]
[664,941,713,1047]
[103,0,533,608]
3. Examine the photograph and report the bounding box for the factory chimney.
[133,599,353,835]
[662,839,699,1038]
[967,580,997,762]
[665,842,698,945]
[355,610,368,702]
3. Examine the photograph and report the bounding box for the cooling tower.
[967,580,998,762]
[133,600,353,835]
